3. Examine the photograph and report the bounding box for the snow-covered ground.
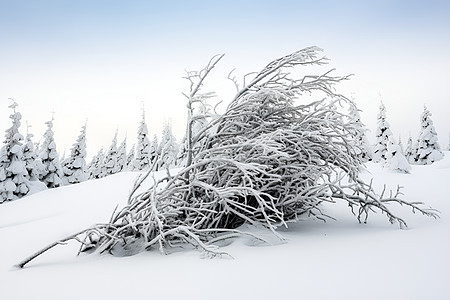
[1,154,449,300]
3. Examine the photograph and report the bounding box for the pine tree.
[61,124,88,185]
[176,136,187,167]
[116,138,127,172]
[0,100,32,202]
[88,148,105,179]
[385,136,411,173]
[404,136,416,163]
[101,131,119,177]
[150,134,159,169]
[447,132,450,151]
[39,117,63,188]
[158,122,178,169]
[348,102,372,162]
[22,123,44,181]
[132,109,152,171]
[412,106,443,164]
[373,102,393,163]
[125,144,135,171]
[398,135,404,155]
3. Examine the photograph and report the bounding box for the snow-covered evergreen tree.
[125,144,135,171]
[60,149,66,164]
[39,117,63,188]
[412,106,443,164]
[404,136,416,163]
[150,134,159,169]
[132,109,152,171]
[22,123,44,181]
[176,136,187,167]
[447,133,450,151]
[373,102,393,163]
[0,101,32,202]
[61,124,88,185]
[398,135,404,155]
[347,102,372,162]
[116,138,127,172]
[34,140,41,155]
[101,131,119,177]
[385,136,411,173]
[88,148,105,179]
[158,122,178,169]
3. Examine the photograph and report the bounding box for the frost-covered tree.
[412,106,443,165]
[39,117,63,188]
[157,122,178,169]
[385,136,411,173]
[100,131,119,177]
[447,133,450,151]
[60,150,66,164]
[373,102,393,163]
[0,100,32,202]
[176,136,187,167]
[132,109,152,171]
[125,144,135,171]
[61,124,88,185]
[398,135,404,155]
[18,48,439,267]
[149,135,159,170]
[347,101,372,162]
[116,138,127,172]
[404,136,416,163]
[88,148,104,179]
[22,123,44,181]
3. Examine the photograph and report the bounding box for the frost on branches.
[412,106,443,165]
[0,101,32,202]
[38,117,63,188]
[61,124,88,185]
[373,102,393,163]
[18,48,439,267]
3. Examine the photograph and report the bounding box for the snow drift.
[0,155,449,300]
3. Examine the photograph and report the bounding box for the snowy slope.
[0,155,449,300]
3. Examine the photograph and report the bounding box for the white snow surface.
[1,154,450,300]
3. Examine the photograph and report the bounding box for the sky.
[1,0,450,158]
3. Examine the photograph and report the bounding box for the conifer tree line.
[0,96,447,203]
[372,102,444,173]
[0,100,180,203]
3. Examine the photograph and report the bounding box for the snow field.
[0,155,449,300]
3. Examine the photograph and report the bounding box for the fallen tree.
[17,47,438,268]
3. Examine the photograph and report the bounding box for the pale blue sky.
[1,0,450,156]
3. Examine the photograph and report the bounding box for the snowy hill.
[1,155,449,300]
